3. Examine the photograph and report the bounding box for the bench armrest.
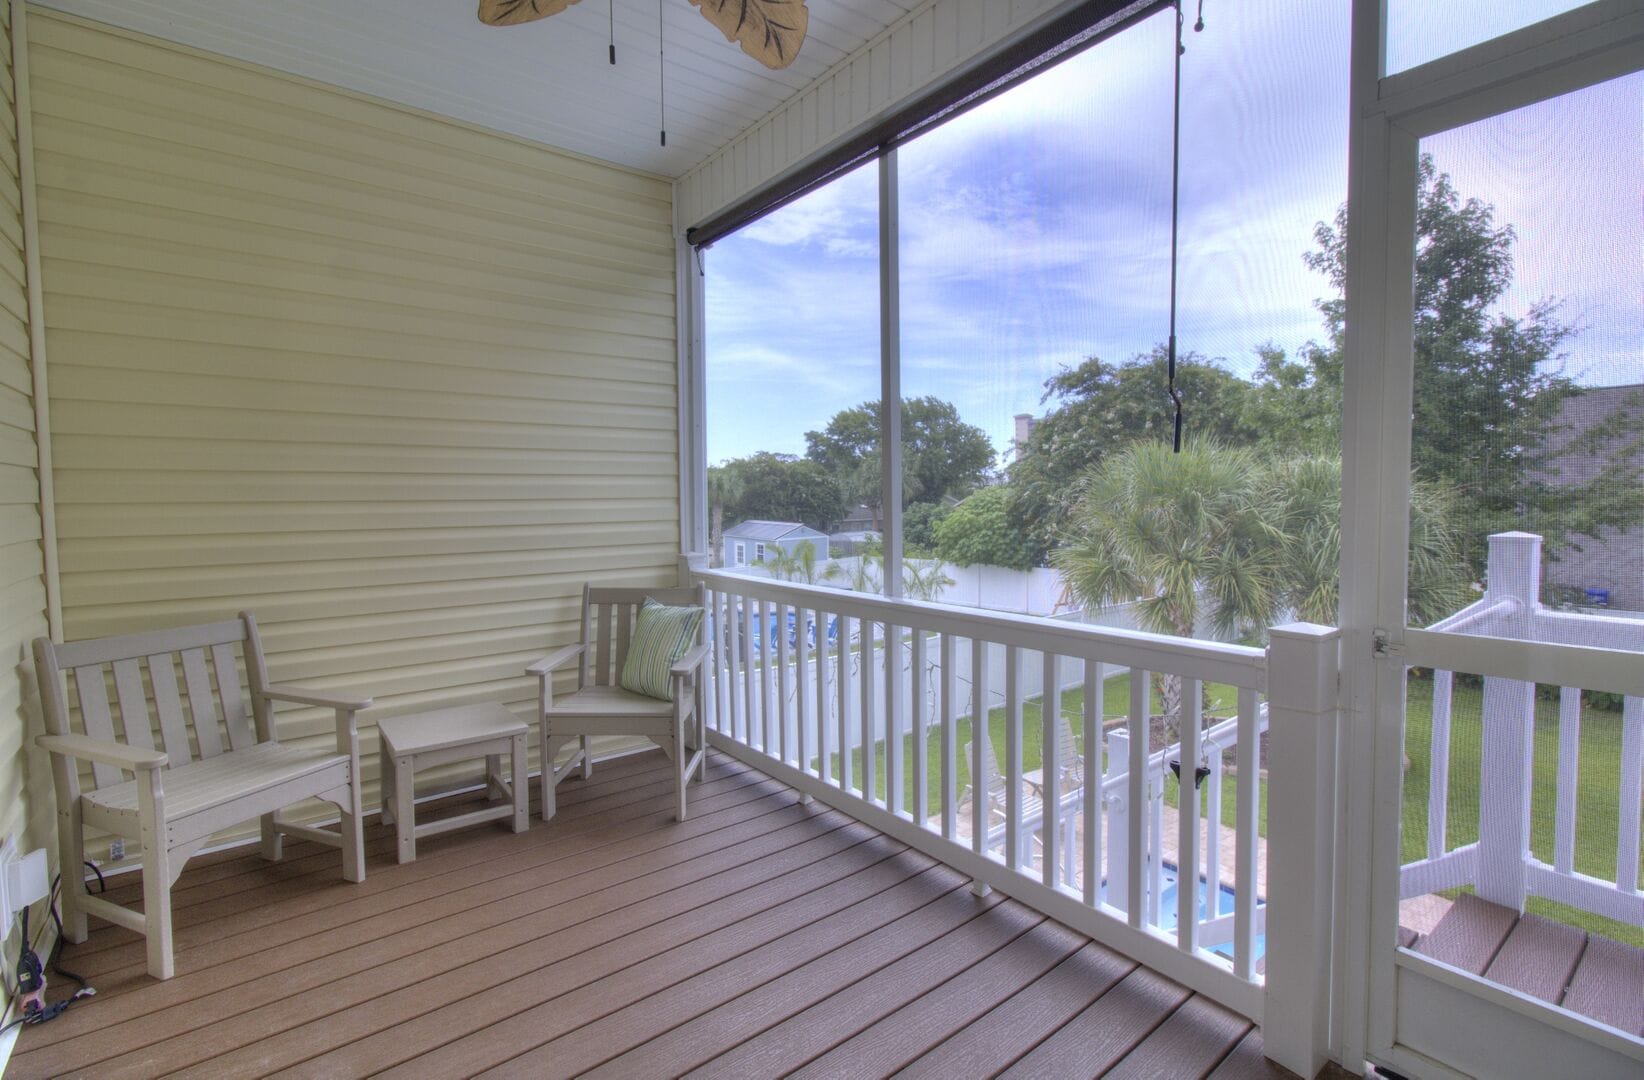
[526,642,586,677]
[261,683,374,712]
[670,641,711,680]
[37,732,167,772]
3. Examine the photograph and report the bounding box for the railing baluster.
[815,609,832,785]
[1178,677,1203,952]
[1428,669,1453,858]
[740,598,755,748]
[726,593,744,743]
[796,607,811,775]
[838,614,854,792]
[941,633,957,841]
[1084,659,1102,908]
[761,600,776,754]
[1128,669,1148,928]
[776,601,791,766]
[1554,685,1581,875]
[1042,652,1060,889]
[1619,695,1643,892]
[972,637,989,870]
[861,619,878,805]
[1234,688,1259,980]
[711,590,727,734]
[1004,646,1023,872]
[886,622,904,818]
[911,629,928,829]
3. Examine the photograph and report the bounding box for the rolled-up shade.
[686,0,1169,249]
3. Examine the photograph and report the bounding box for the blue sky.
[705,1,1643,465]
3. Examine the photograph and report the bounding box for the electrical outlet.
[108,838,126,861]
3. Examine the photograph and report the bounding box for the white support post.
[1476,532,1540,909]
[1107,728,1129,914]
[1264,622,1341,1080]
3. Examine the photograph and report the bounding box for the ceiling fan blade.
[478,0,584,27]
[689,0,809,70]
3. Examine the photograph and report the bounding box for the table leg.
[394,754,417,864]
[380,757,395,827]
[511,733,528,833]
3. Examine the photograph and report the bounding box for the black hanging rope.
[658,0,667,147]
[1166,0,1186,453]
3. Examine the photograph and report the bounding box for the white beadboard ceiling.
[29,0,924,178]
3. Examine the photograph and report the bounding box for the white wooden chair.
[33,612,370,980]
[528,584,710,822]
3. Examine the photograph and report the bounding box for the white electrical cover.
[1,845,50,934]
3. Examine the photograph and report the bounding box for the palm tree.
[1264,455,1469,626]
[901,559,955,601]
[707,466,742,568]
[1054,440,1282,727]
[1055,441,1470,730]
[764,539,826,584]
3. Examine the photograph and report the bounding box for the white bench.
[34,612,369,980]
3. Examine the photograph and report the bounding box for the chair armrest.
[670,641,711,680]
[37,733,167,772]
[526,642,586,676]
[261,683,374,712]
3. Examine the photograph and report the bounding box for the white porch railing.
[692,566,1340,1074]
[1401,532,1644,928]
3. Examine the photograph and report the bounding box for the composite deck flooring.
[1410,892,1644,1036]
[13,748,1311,1079]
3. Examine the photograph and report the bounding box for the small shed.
[723,521,829,567]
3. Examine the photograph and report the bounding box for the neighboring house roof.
[1541,383,1643,488]
[723,520,829,542]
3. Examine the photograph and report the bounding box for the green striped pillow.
[620,597,705,701]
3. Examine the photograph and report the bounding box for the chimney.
[1013,413,1037,457]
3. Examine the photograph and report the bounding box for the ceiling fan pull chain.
[658,0,667,147]
[609,0,616,64]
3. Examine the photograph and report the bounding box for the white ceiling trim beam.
[675,0,1089,233]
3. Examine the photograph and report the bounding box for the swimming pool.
[1099,863,1265,962]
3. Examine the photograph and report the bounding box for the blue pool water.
[1099,864,1265,963]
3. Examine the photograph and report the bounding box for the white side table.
[377,702,529,863]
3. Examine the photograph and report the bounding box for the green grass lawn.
[767,654,1641,946]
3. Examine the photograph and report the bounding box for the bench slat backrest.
[36,614,274,796]
[580,584,706,690]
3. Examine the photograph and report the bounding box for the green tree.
[806,397,995,528]
[1008,348,1261,561]
[934,486,1043,572]
[719,452,847,531]
[1307,154,1594,575]
[902,501,951,555]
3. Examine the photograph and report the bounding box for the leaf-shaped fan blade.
[478,0,584,27]
[689,0,809,70]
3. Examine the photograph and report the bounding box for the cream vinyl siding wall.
[0,3,49,887]
[27,10,678,826]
